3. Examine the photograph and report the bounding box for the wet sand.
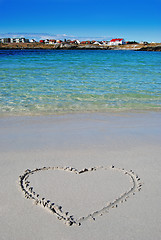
[0,111,161,240]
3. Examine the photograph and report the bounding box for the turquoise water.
[0,49,161,116]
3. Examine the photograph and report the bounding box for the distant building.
[0,37,29,43]
[70,40,80,44]
[81,41,91,44]
[49,39,56,44]
[140,41,148,44]
[0,38,10,43]
[10,38,29,43]
[101,41,109,45]
[93,41,101,45]
[30,39,36,43]
[44,39,49,44]
[109,38,126,45]
[10,38,16,43]
[56,40,62,43]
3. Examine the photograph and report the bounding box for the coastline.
[1,111,161,239]
[1,107,161,118]
[1,42,161,51]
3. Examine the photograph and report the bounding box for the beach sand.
[0,111,161,240]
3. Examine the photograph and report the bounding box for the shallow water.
[0,49,161,116]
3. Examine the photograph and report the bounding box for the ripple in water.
[0,49,161,116]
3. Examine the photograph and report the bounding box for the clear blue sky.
[0,0,161,42]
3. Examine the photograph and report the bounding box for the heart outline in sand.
[19,166,142,226]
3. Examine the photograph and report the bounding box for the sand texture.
[0,112,161,239]
[19,166,142,226]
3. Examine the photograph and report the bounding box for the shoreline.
[1,42,161,51]
[1,108,161,119]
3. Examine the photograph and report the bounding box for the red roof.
[110,38,123,42]
[81,41,91,44]
[49,39,56,42]
[70,40,76,43]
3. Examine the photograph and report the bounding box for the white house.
[75,39,80,44]
[140,41,148,44]
[108,38,126,46]
[10,38,15,43]
[44,39,49,44]
[10,38,29,43]
[0,38,10,43]
[93,41,101,45]
[56,40,62,43]
[101,41,109,45]
[49,39,56,44]
[30,39,36,43]
[70,39,81,44]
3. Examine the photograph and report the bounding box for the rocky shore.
[137,45,161,51]
[0,42,161,51]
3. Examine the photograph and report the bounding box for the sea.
[0,49,161,116]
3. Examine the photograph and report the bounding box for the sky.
[0,0,161,42]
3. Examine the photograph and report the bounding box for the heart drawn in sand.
[19,166,142,226]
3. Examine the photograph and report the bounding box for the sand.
[0,111,161,239]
